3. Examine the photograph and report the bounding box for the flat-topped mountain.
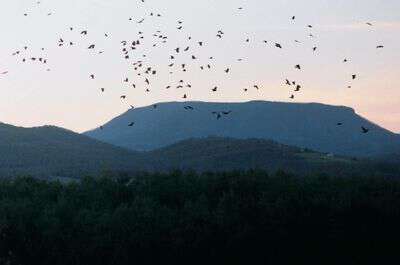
[85,101,400,157]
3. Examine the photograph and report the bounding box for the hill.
[145,137,400,176]
[85,101,400,157]
[0,123,145,177]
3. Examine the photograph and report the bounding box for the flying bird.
[361,126,369,133]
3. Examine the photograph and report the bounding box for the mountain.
[85,101,400,157]
[0,123,146,178]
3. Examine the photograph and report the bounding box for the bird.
[361,126,369,133]
[212,112,222,120]
[295,64,301,70]
[337,123,343,126]
[352,74,357,80]
[128,122,135,126]
[275,43,282,49]
[90,74,95,79]
[212,86,218,92]
[376,45,384,49]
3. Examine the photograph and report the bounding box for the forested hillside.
[0,123,146,177]
[146,137,400,177]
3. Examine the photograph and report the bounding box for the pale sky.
[0,0,399,133]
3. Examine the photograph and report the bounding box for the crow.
[361,126,369,133]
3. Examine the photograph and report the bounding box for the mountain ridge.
[0,122,146,177]
[0,121,398,178]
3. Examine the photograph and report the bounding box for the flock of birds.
[1,1,386,134]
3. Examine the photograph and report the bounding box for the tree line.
[0,171,400,264]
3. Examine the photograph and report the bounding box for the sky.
[0,0,399,133]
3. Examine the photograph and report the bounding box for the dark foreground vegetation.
[1,171,400,265]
